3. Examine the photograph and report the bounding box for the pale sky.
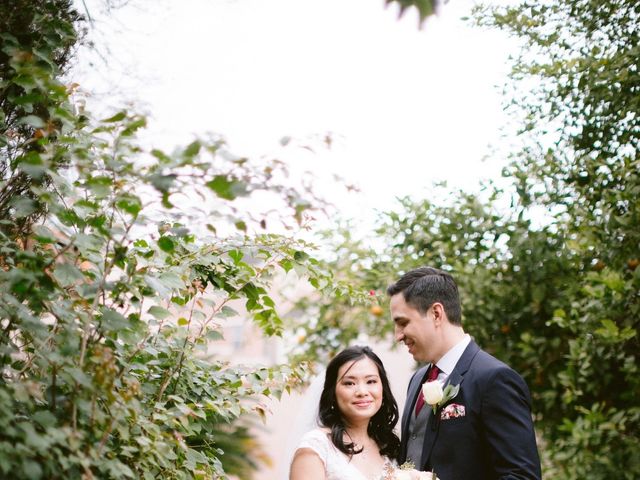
[75,0,516,228]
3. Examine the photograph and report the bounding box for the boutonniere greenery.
[422,381,460,414]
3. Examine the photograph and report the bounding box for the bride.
[289,345,426,480]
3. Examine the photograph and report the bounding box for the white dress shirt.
[434,334,471,383]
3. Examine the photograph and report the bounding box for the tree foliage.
[1,0,83,238]
[471,1,640,477]
[0,2,348,478]
[385,0,439,25]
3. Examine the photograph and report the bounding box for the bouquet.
[382,462,439,480]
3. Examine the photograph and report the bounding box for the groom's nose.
[394,326,404,342]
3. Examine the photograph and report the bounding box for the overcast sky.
[74,0,517,228]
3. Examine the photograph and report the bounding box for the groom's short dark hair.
[387,266,462,325]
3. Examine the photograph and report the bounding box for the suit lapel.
[420,340,481,469]
[402,365,429,433]
[400,364,429,462]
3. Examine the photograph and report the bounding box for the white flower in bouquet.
[393,470,412,480]
[417,472,439,480]
[393,471,440,480]
[392,466,439,480]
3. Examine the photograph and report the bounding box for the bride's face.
[335,357,383,424]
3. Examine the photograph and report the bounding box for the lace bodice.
[294,428,395,480]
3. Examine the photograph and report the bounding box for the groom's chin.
[410,351,427,363]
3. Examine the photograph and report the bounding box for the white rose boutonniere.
[422,381,460,414]
[421,381,443,406]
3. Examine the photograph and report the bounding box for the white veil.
[278,367,326,479]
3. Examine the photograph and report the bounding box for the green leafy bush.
[0,3,340,478]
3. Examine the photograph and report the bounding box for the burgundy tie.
[415,365,440,416]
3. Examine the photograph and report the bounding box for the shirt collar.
[435,334,471,376]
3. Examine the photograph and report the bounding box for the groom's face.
[390,293,437,363]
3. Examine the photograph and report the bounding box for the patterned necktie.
[415,365,440,416]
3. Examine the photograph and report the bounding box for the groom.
[387,267,541,480]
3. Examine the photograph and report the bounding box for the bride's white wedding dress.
[295,428,395,480]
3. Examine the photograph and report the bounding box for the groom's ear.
[432,302,446,325]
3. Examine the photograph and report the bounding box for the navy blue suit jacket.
[399,340,542,480]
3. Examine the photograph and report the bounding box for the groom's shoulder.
[469,348,533,402]
[471,346,519,376]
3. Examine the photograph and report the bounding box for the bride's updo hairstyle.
[318,345,400,460]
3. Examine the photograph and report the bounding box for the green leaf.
[151,149,171,163]
[279,259,293,272]
[184,448,207,468]
[52,263,84,287]
[18,151,46,178]
[32,225,57,244]
[161,191,174,208]
[148,173,176,192]
[32,411,56,428]
[21,460,42,479]
[19,115,46,128]
[262,296,275,308]
[158,236,174,252]
[121,116,146,136]
[183,140,201,158]
[102,111,126,122]
[13,92,44,107]
[85,175,113,198]
[11,196,38,218]
[116,194,142,216]
[206,175,248,200]
[158,272,184,290]
[206,330,224,341]
[148,306,171,320]
[218,306,238,318]
[229,249,243,264]
[293,250,310,262]
[388,0,436,25]
[101,308,129,330]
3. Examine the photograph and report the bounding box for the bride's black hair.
[318,345,400,460]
